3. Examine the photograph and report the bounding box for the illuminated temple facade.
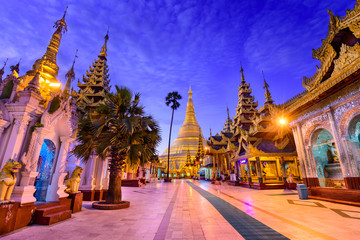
[206,67,301,189]
[283,3,360,202]
[159,87,205,177]
[0,9,79,205]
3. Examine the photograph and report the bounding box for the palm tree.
[165,91,182,180]
[72,86,160,204]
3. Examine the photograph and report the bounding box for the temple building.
[207,67,301,189]
[65,31,112,201]
[159,87,205,178]
[0,8,79,228]
[283,2,360,203]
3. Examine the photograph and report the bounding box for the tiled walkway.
[2,180,360,240]
[186,181,288,240]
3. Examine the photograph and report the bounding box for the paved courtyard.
[3,180,360,240]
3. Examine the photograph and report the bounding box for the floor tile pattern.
[154,185,180,240]
[186,181,289,240]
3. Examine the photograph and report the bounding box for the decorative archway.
[310,128,344,187]
[34,139,56,202]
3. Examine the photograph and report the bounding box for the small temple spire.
[63,49,78,97]
[195,127,204,161]
[12,59,21,74]
[240,63,245,83]
[25,71,41,93]
[223,106,233,133]
[100,27,109,57]
[0,58,8,81]
[262,71,274,105]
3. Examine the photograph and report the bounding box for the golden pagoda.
[76,30,110,112]
[159,86,205,176]
[20,7,69,103]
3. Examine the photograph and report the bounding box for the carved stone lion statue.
[65,166,83,193]
[0,159,21,202]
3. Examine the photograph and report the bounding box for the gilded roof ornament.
[54,6,68,34]
[100,27,109,57]
[262,71,274,105]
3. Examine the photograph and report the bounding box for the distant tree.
[165,91,182,180]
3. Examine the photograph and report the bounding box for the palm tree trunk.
[167,108,175,179]
[106,148,123,204]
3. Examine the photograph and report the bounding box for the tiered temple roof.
[232,66,258,134]
[76,31,110,112]
[231,66,258,156]
[208,67,296,159]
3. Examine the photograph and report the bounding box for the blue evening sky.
[0,0,355,154]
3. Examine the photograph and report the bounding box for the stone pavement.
[2,180,360,240]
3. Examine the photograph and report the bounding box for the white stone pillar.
[23,128,46,172]
[0,120,10,149]
[1,115,31,166]
[46,136,72,201]
[79,154,96,190]
[94,157,107,190]
[291,125,307,179]
[102,158,109,190]
[11,171,38,204]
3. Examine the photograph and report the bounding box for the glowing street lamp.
[279,118,287,125]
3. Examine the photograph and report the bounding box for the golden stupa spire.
[100,27,109,57]
[63,49,78,98]
[184,85,196,124]
[27,6,68,84]
[262,71,274,105]
[159,86,203,173]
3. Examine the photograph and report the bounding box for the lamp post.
[278,117,287,183]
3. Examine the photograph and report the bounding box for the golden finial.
[100,27,110,56]
[227,106,230,119]
[240,62,245,82]
[54,6,68,33]
[188,85,192,96]
[262,71,273,104]
[62,6,68,20]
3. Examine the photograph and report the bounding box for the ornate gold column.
[255,157,263,183]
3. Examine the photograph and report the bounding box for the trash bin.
[296,184,308,200]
